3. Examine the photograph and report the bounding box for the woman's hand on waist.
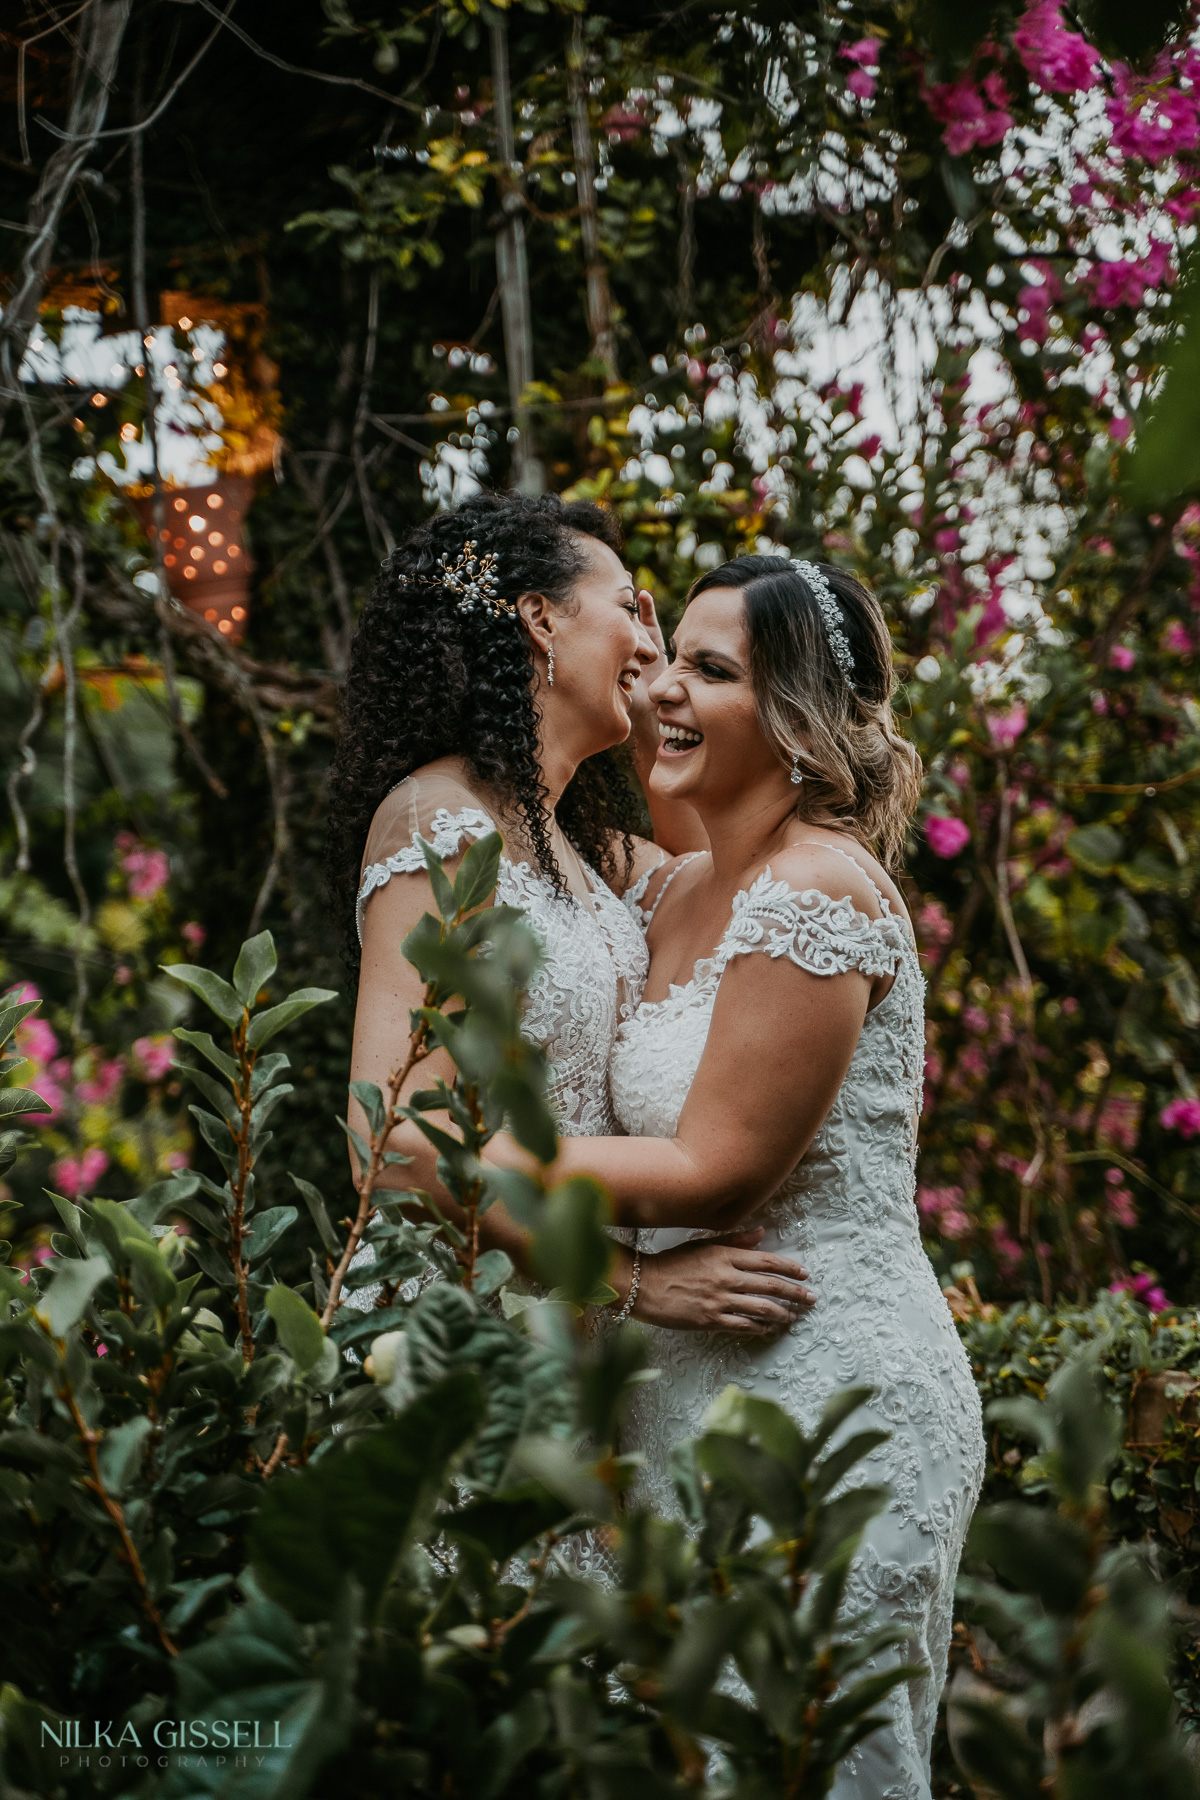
[620,1228,814,1335]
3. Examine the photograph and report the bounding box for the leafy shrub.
[0,841,916,1798]
[954,1283,1200,1736]
[950,1351,1200,1799]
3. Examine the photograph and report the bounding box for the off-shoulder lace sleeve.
[357,770,497,944]
[714,869,909,981]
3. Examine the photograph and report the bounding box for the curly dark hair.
[326,491,641,969]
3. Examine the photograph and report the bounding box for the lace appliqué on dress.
[356,805,496,944]
[608,869,985,1800]
[349,804,649,1312]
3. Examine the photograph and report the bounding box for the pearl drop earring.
[790,750,803,785]
[547,646,555,687]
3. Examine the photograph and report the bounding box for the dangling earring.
[547,646,555,688]
[790,750,803,786]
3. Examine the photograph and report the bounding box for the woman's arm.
[350,867,532,1265]
[487,946,872,1232]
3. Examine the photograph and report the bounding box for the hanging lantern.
[132,477,254,644]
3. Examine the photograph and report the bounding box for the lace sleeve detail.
[357,805,496,943]
[716,869,909,981]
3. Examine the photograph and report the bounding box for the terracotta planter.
[133,476,254,644]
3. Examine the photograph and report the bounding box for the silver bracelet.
[612,1239,641,1324]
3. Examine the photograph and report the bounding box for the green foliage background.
[6,0,1200,1787]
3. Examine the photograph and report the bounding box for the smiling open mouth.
[659,724,704,753]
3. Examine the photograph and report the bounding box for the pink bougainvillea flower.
[165,1150,190,1171]
[841,37,880,68]
[987,702,1028,749]
[917,899,954,950]
[118,838,171,901]
[926,814,971,858]
[1097,1092,1142,1149]
[857,433,882,459]
[77,1058,124,1105]
[1108,644,1135,670]
[22,1071,66,1123]
[990,1224,1023,1274]
[1164,620,1194,655]
[52,1148,108,1199]
[1013,0,1101,93]
[934,527,961,553]
[1105,1185,1138,1229]
[181,920,206,948]
[15,1015,58,1068]
[1111,1271,1170,1312]
[924,67,1013,155]
[1162,1096,1200,1138]
[917,1184,973,1238]
[1108,57,1200,161]
[133,1035,175,1082]
[846,67,876,100]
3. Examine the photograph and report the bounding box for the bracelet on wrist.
[612,1240,641,1324]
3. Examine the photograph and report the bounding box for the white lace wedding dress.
[348,764,649,1309]
[612,847,986,1800]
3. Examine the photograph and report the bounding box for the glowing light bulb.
[173,499,186,511]
[120,423,137,442]
[208,531,223,546]
[188,515,206,531]
[206,494,222,509]
[178,316,193,330]
[212,362,227,378]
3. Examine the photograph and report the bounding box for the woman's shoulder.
[363,759,498,866]
[760,834,908,931]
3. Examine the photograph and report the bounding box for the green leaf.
[451,829,503,914]
[244,1205,299,1264]
[419,838,459,920]
[1165,953,1200,1028]
[349,1079,387,1137]
[233,929,278,1006]
[529,1177,610,1305]
[246,987,337,1049]
[125,1239,179,1309]
[1123,238,1200,509]
[125,1171,202,1230]
[1065,822,1124,875]
[38,1255,110,1337]
[472,1248,513,1298]
[266,1281,326,1373]
[249,1371,485,1621]
[159,961,244,1028]
[290,1173,342,1255]
[172,1027,238,1082]
[97,1415,152,1496]
[0,1088,52,1120]
[0,1000,40,1050]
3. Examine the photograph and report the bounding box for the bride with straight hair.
[327,490,815,1333]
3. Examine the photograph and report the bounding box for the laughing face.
[648,586,786,809]
[549,536,655,753]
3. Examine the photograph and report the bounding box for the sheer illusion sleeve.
[356,769,498,944]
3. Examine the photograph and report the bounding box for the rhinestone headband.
[420,539,512,618]
[792,559,855,691]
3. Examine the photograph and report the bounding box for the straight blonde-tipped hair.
[686,556,922,870]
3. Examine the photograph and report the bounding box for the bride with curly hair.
[326,490,814,1334]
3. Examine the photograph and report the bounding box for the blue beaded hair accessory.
[791,559,855,691]
[423,539,511,618]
